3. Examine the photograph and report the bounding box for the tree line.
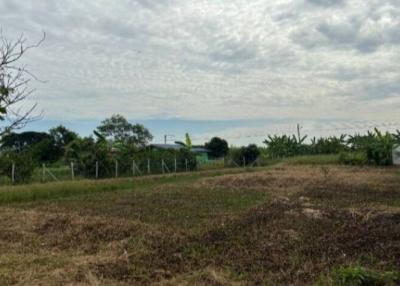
[264,128,400,166]
[1,116,399,183]
[0,114,235,182]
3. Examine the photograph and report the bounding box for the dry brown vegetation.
[0,165,399,285]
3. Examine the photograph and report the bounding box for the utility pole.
[297,123,303,142]
[164,134,175,144]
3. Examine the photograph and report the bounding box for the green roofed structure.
[150,144,210,163]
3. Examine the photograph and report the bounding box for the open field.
[0,164,400,285]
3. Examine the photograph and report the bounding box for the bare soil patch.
[1,165,399,285]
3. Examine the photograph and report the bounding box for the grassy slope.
[0,167,262,204]
[0,164,400,285]
[0,154,340,186]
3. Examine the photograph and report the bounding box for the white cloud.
[0,0,399,126]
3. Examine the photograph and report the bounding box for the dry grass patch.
[155,268,244,286]
[1,165,400,285]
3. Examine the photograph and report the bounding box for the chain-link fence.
[0,156,266,185]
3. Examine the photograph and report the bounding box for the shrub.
[205,137,229,159]
[0,151,35,183]
[339,152,368,166]
[64,137,197,178]
[264,134,307,158]
[230,144,260,166]
[365,130,395,166]
[311,135,348,155]
[264,129,400,165]
[347,129,398,166]
[126,148,197,174]
[64,137,120,178]
[264,133,347,158]
[330,266,400,286]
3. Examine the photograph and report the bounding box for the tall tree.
[0,30,45,136]
[0,131,50,152]
[96,114,153,147]
[0,131,59,162]
[240,144,260,165]
[205,137,229,158]
[49,125,78,159]
[49,125,78,149]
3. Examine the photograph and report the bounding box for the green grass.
[37,183,270,231]
[323,266,400,286]
[197,159,225,170]
[0,167,267,205]
[0,175,190,205]
[281,154,340,165]
[0,154,342,187]
[31,165,78,182]
[5,168,271,231]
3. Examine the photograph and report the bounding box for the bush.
[311,135,348,155]
[64,137,110,177]
[365,130,394,166]
[339,152,368,166]
[205,137,229,159]
[64,137,197,178]
[264,134,306,158]
[230,144,260,166]
[0,151,35,183]
[126,148,197,174]
[348,129,398,166]
[330,266,400,286]
[264,129,400,165]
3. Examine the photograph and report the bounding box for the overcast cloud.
[1,0,399,141]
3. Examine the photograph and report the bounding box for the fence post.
[243,157,246,168]
[11,162,15,184]
[42,163,46,182]
[174,157,177,173]
[147,159,151,174]
[70,162,75,180]
[185,159,188,172]
[115,160,118,178]
[95,161,99,179]
[132,160,141,176]
[222,156,225,168]
[161,159,165,174]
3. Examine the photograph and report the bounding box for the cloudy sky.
[1,0,399,144]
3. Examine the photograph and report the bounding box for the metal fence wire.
[2,157,263,185]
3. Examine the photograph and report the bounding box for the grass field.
[0,163,399,285]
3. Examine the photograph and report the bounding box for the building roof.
[151,144,182,151]
[191,147,209,153]
[150,144,210,153]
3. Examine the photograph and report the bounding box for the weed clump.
[328,266,400,286]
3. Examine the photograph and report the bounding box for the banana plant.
[393,130,400,143]
[365,128,396,165]
[264,133,308,158]
[185,133,192,150]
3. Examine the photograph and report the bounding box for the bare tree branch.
[0,30,45,136]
